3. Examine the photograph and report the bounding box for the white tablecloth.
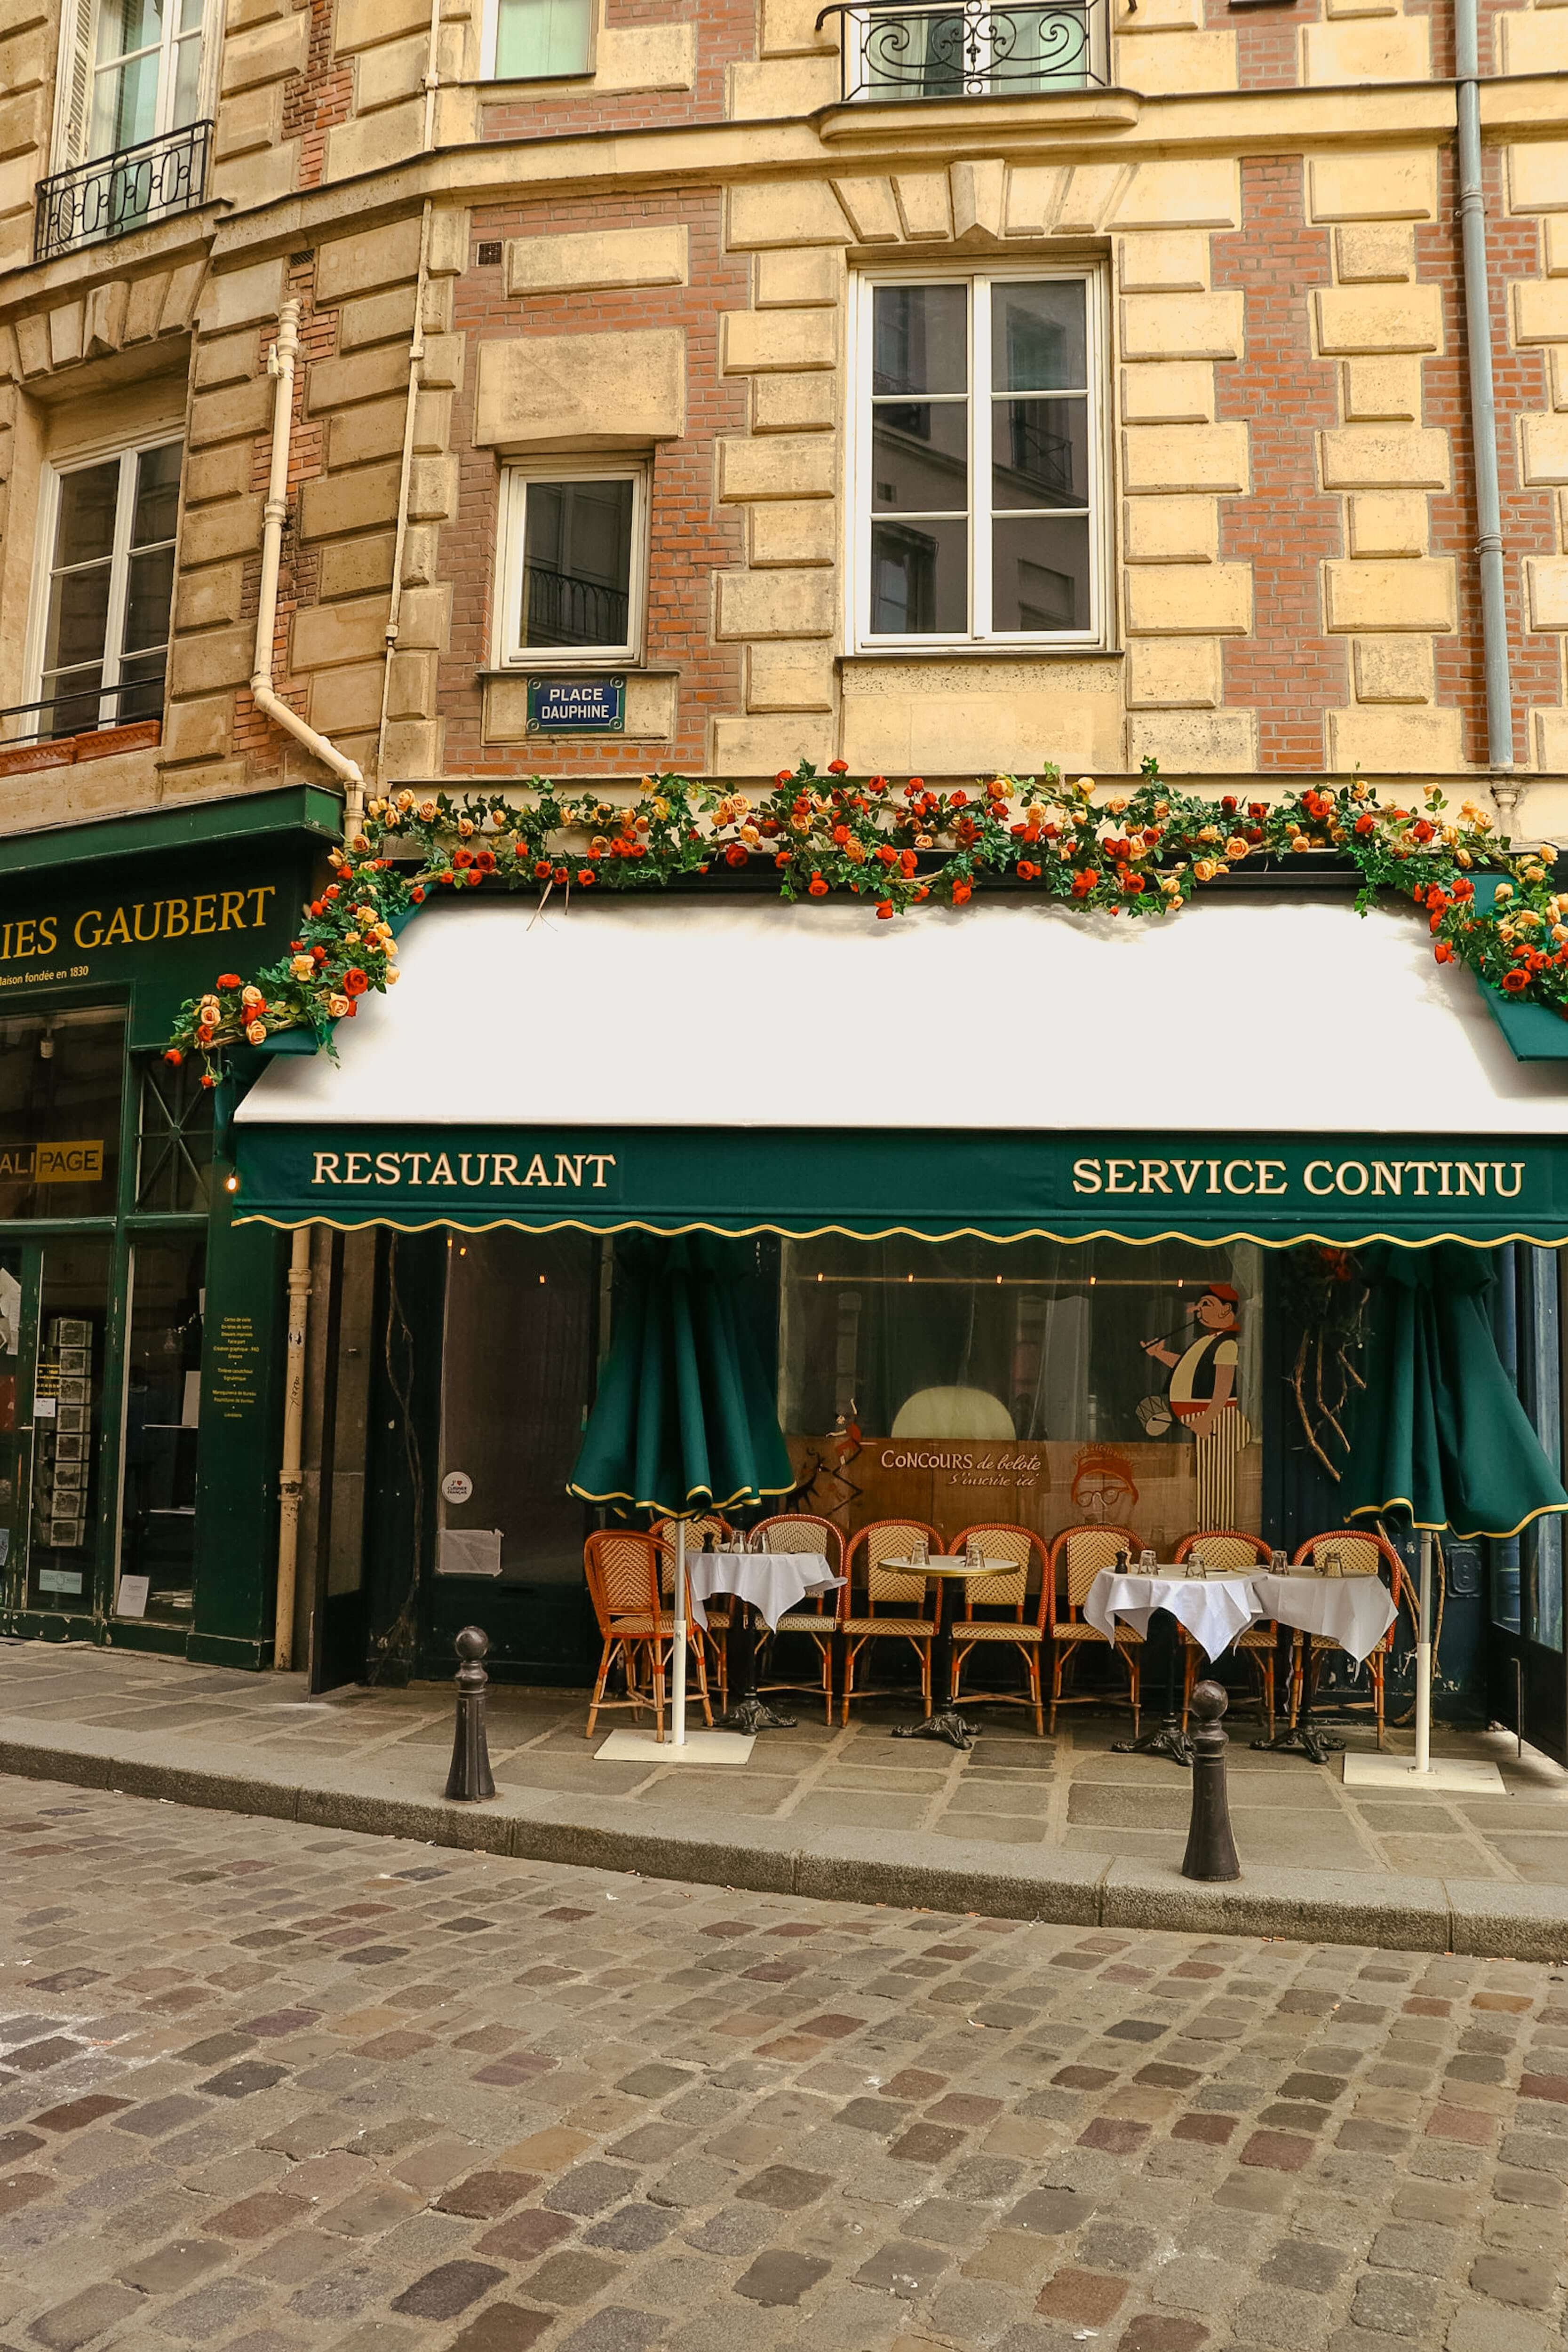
[1251,1572,1396,1666]
[683,1550,845,1633]
[1084,1572,1259,1661]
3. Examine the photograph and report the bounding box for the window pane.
[172,29,203,121]
[871,403,968,514]
[53,463,119,570]
[992,513,1091,632]
[870,519,967,634]
[39,669,105,739]
[44,564,113,680]
[93,47,161,150]
[132,443,181,546]
[29,1238,113,1618]
[992,281,1087,392]
[992,397,1089,510]
[872,284,968,397]
[494,0,592,76]
[136,1055,213,1213]
[0,1009,125,1220]
[521,478,633,649]
[990,7,1091,89]
[121,544,175,659]
[119,1236,205,1624]
[96,0,165,68]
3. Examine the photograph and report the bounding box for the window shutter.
[57,0,96,168]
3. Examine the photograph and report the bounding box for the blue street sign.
[525,677,627,735]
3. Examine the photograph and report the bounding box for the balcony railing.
[816,0,1103,99]
[34,119,213,264]
[0,673,166,750]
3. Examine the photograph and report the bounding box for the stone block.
[721,309,836,373]
[1546,217,1568,277]
[753,374,838,432]
[1005,164,1067,235]
[951,157,1007,243]
[1315,284,1444,354]
[194,328,259,390]
[319,535,396,600]
[185,443,254,505]
[596,20,697,87]
[715,568,836,639]
[1309,148,1438,222]
[710,714,835,770]
[1122,495,1217,564]
[1320,426,1448,489]
[326,101,422,180]
[419,331,465,390]
[840,677,1122,774]
[226,0,294,26]
[1553,350,1568,410]
[167,625,255,699]
[473,329,685,448]
[408,453,459,521]
[336,0,434,46]
[327,396,410,469]
[298,461,402,541]
[160,695,234,765]
[1511,143,1568,215]
[1528,558,1568,629]
[211,141,297,211]
[48,302,84,368]
[1500,9,1568,74]
[179,496,264,568]
[1121,361,1214,424]
[292,596,390,671]
[340,286,418,350]
[214,81,280,159]
[834,177,902,244]
[747,642,836,709]
[315,216,424,304]
[1323,557,1457,631]
[1336,222,1415,281]
[728,181,850,250]
[356,34,430,112]
[1522,415,1568,484]
[505,226,688,297]
[308,344,419,413]
[394,583,452,649]
[175,562,246,632]
[1126,636,1222,707]
[1117,231,1209,293]
[1515,283,1568,345]
[84,279,130,357]
[308,660,396,734]
[756,248,842,308]
[1342,355,1423,422]
[1303,16,1430,79]
[1346,490,1430,557]
[1122,421,1250,494]
[425,207,470,278]
[196,258,286,338]
[1127,709,1257,771]
[379,717,440,777]
[1114,0,1200,32]
[1328,705,1463,771]
[1117,30,1237,93]
[1353,635,1435,703]
[221,9,310,92]
[760,0,836,51]
[1109,158,1240,230]
[1123,564,1252,633]
[1121,291,1244,362]
[188,375,273,448]
[749,501,837,565]
[719,432,836,501]
[895,173,953,240]
[1056,162,1134,236]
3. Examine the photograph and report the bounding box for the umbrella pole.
[672,1519,687,1748]
[1415,1529,1433,1776]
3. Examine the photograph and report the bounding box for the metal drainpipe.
[1455,0,1515,793]
[375,199,434,796]
[272,1227,313,1672]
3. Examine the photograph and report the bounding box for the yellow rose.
[1457,848,1473,868]
[653,797,669,819]
[1196,826,1219,844]
[915,833,934,850]
[1291,835,1311,854]
[1075,776,1095,798]
[1153,800,1170,819]
[1225,836,1248,860]
[1160,876,1181,896]
[1498,922,1517,942]
[245,1019,267,1046]
[327,994,350,1018]
[242,984,264,1009]
[418,799,438,822]
[457,816,475,837]
[1352,782,1369,801]
[290,956,314,982]
[845,838,866,864]
[1495,882,1513,902]
[1106,795,1129,817]
[1193,858,1218,882]
[386,967,401,985]
[367,799,386,820]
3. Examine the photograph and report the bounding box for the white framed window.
[494,462,648,667]
[849,267,1108,651]
[54,0,213,169]
[480,0,596,79]
[26,437,182,742]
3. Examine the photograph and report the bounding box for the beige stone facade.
[4,0,1568,827]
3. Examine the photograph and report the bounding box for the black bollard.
[444,1626,496,1802]
[1181,1679,1240,1882]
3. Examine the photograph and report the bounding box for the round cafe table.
[684,1549,845,1734]
[891,1558,1020,1752]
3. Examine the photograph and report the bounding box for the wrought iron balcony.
[0,671,166,751]
[815,0,1104,99]
[34,119,213,264]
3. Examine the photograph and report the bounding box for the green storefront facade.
[0,786,337,1665]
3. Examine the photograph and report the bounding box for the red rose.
[1413,819,1434,843]
[808,874,828,897]
[1072,869,1096,897]
[535,861,552,880]
[875,845,896,866]
[1221,795,1238,814]
[199,1073,215,1089]
[775,769,793,785]
[576,869,595,887]
[899,850,917,877]
[468,870,481,888]
[324,885,340,901]
[1354,813,1374,835]
[828,759,849,774]
[475,849,496,872]
[1434,942,1455,964]
[312,946,328,963]
[908,778,924,789]
[309,901,324,918]
[832,826,850,847]
[724,843,748,868]
[411,885,426,902]
[344,968,369,996]
[915,885,929,902]
[164,1048,183,1065]
[1502,969,1529,993]
[774,851,789,869]
[217,973,241,988]
[951,880,971,906]
[1017,860,1040,880]
[1121,871,1144,893]
[876,900,893,919]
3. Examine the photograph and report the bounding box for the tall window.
[852,270,1103,648]
[57,0,208,165]
[495,465,645,666]
[482,0,595,77]
[32,439,181,741]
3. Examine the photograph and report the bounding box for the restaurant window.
[0,1008,125,1220]
[494,463,645,665]
[852,270,1105,648]
[482,0,595,76]
[30,438,181,741]
[135,1050,213,1212]
[116,1233,204,1624]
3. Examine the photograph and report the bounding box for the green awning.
[232,1123,1568,1249]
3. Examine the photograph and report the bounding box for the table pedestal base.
[716,1693,798,1733]
[894,1709,980,1752]
[1250,1721,1345,1764]
[1112,1714,1194,1766]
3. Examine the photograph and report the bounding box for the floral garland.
[166,758,1560,1082]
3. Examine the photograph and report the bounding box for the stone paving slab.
[1,1645,1568,1958]
[1,1774,1568,2352]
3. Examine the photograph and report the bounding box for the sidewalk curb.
[5,1727,1568,1960]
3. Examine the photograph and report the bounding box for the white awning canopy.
[235,890,1568,1136]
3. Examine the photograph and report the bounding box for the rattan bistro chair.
[1173,1528,1278,1736]
[651,1513,733,1709]
[1047,1522,1146,1736]
[840,1520,944,1725]
[751,1513,846,1724]
[947,1524,1052,1735]
[1292,1526,1406,1748]
[583,1530,712,1741]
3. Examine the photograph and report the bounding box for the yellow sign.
[0,1140,105,1184]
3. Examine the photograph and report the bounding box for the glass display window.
[0,1007,125,1220]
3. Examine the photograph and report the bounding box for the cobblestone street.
[0,1776,1566,2352]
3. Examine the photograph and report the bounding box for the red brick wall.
[1201,0,1315,93]
[282,0,351,193]
[479,0,756,138]
[1212,154,1346,769]
[442,190,749,779]
[1418,147,1559,768]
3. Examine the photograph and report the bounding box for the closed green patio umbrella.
[568,1234,795,1743]
[1344,1242,1568,1774]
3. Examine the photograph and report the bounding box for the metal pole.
[444,1626,496,1800]
[1455,0,1514,773]
[672,1518,687,1745]
[1181,1680,1240,1882]
[1415,1529,1434,1774]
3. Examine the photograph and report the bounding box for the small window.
[495,464,646,667]
[30,437,181,741]
[482,0,595,78]
[852,270,1105,650]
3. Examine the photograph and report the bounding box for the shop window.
[28,438,181,743]
[482,0,596,76]
[135,1051,213,1212]
[0,1009,125,1220]
[116,1234,204,1624]
[438,1229,600,1583]
[28,1235,112,1617]
[852,270,1105,648]
[493,464,645,666]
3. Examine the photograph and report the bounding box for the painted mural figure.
[1141,1281,1251,1525]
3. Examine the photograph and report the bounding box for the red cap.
[1204,1282,1241,1305]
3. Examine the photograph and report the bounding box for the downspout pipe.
[1455,0,1515,782]
[254,298,367,831]
[375,200,433,792]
